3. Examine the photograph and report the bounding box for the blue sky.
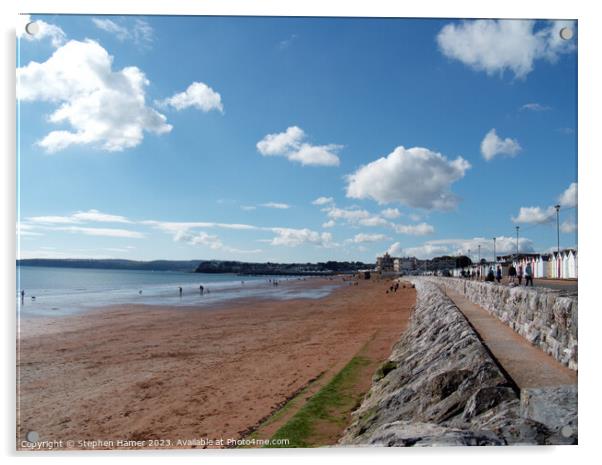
[17,15,578,262]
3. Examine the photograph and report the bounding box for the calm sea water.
[16,266,340,317]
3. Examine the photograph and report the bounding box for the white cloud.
[351,233,389,244]
[241,205,257,211]
[27,209,131,225]
[312,196,334,206]
[481,129,521,161]
[71,209,132,223]
[92,18,154,48]
[260,202,290,209]
[158,81,224,113]
[558,182,577,208]
[512,206,556,224]
[55,226,145,239]
[398,236,535,259]
[323,206,371,223]
[437,20,576,79]
[520,103,551,112]
[322,220,336,228]
[17,15,66,48]
[345,146,470,210]
[174,230,223,249]
[17,39,172,153]
[560,220,577,234]
[381,208,401,219]
[387,242,404,256]
[269,228,333,247]
[257,126,341,167]
[358,216,390,227]
[92,18,129,40]
[393,222,435,236]
[512,183,577,225]
[403,243,451,259]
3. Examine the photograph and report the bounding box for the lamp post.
[493,237,496,264]
[515,226,520,257]
[555,204,561,256]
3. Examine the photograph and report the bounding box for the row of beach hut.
[450,249,577,279]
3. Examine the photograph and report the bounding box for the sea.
[16,266,341,317]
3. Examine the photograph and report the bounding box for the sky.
[16,15,578,263]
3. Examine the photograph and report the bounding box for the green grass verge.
[266,355,371,448]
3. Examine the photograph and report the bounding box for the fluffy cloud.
[257,126,341,167]
[560,220,577,234]
[92,18,154,47]
[387,242,403,256]
[345,146,470,210]
[397,236,535,259]
[17,39,172,153]
[558,182,577,208]
[269,228,333,247]
[381,208,401,219]
[481,129,521,161]
[393,222,435,236]
[351,233,389,244]
[260,202,290,209]
[174,230,223,249]
[158,81,224,113]
[312,196,334,206]
[512,182,577,224]
[322,220,336,228]
[512,206,556,224]
[17,15,66,48]
[437,20,576,79]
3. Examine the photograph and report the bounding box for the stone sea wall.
[339,280,576,446]
[427,277,577,370]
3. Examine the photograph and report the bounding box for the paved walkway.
[444,288,577,390]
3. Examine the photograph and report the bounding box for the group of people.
[386,282,401,294]
[482,263,534,286]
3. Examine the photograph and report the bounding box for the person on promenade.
[486,267,495,282]
[517,264,523,285]
[508,264,517,284]
[496,266,502,283]
[525,263,534,286]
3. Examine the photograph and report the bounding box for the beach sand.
[17,277,415,449]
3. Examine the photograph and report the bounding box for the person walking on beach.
[179,286,183,297]
[508,264,517,284]
[20,290,24,305]
[517,264,523,285]
[199,285,204,295]
[525,263,534,287]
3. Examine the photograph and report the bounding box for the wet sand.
[17,278,415,449]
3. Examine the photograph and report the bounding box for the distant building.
[375,252,394,272]
[393,257,416,273]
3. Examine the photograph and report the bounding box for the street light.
[515,226,520,257]
[493,237,496,264]
[555,204,561,256]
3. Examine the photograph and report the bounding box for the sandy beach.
[17,278,415,449]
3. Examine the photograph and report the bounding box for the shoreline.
[17,277,415,449]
